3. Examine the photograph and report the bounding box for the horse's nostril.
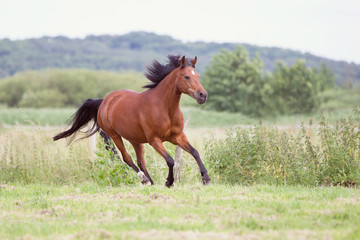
[199,92,204,97]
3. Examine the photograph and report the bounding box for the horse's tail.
[53,99,103,142]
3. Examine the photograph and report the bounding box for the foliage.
[202,47,337,116]
[319,86,360,111]
[317,109,360,186]
[202,46,268,116]
[0,69,145,107]
[91,140,137,186]
[0,31,359,85]
[0,126,201,186]
[205,108,360,186]
[271,60,321,114]
[315,63,336,91]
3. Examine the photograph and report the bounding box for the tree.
[202,46,270,117]
[202,47,333,116]
[315,63,336,91]
[272,60,320,114]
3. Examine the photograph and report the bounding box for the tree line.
[0,69,145,108]
[0,32,359,86]
[0,46,358,117]
[202,46,336,117]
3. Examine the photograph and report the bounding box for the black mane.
[143,55,195,89]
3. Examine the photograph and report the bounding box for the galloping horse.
[53,55,211,187]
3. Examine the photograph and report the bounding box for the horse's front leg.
[170,133,211,185]
[149,138,175,187]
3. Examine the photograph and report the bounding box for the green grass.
[0,107,255,128]
[1,108,359,239]
[0,127,204,185]
[0,107,355,128]
[1,183,359,239]
[0,108,76,127]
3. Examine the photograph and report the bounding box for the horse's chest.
[160,117,183,140]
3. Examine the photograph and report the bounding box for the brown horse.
[53,55,211,187]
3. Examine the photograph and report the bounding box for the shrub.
[0,69,146,108]
[91,140,137,186]
[205,108,360,186]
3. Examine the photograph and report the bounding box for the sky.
[0,0,359,63]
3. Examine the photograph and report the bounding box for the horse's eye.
[184,75,190,80]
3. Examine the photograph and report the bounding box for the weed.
[91,140,137,186]
[205,108,360,186]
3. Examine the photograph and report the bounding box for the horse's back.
[98,90,139,128]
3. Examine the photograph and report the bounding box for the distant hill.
[0,31,359,85]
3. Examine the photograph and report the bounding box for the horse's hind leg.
[132,142,153,185]
[108,133,150,185]
[99,130,121,160]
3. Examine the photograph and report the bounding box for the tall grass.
[0,127,202,185]
[0,128,92,184]
[205,109,360,186]
[2,109,359,186]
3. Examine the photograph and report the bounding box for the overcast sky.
[1,0,359,63]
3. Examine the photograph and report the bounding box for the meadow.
[1,183,360,239]
[0,106,355,128]
[0,107,359,239]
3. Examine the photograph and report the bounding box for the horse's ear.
[192,56,197,66]
[180,56,186,66]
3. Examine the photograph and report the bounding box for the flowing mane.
[143,55,195,89]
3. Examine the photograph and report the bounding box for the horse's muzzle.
[195,90,208,104]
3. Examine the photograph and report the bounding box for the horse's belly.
[99,90,148,143]
[114,123,148,144]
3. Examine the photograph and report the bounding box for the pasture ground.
[1,183,360,240]
[1,107,359,239]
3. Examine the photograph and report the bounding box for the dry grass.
[0,127,93,184]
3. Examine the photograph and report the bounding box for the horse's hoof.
[138,171,151,186]
[142,179,151,185]
[202,176,211,185]
[165,180,173,188]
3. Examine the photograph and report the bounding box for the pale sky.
[1,0,359,63]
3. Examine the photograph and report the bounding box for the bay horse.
[53,55,211,187]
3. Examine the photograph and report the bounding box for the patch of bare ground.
[0,184,16,190]
[122,230,243,240]
[121,229,328,240]
[67,229,112,240]
[334,197,360,205]
[212,206,278,223]
[51,193,102,202]
[1,206,69,220]
[51,192,176,203]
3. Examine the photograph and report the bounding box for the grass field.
[0,107,253,128]
[1,183,360,239]
[0,107,355,128]
[1,108,359,239]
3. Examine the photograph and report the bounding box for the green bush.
[0,69,146,108]
[91,140,137,186]
[205,109,360,186]
[18,89,67,108]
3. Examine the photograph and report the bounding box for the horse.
[53,55,211,187]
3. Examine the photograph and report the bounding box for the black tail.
[53,99,103,142]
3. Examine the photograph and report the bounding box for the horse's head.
[176,56,208,104]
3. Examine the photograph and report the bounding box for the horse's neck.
[151,72,181,114]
